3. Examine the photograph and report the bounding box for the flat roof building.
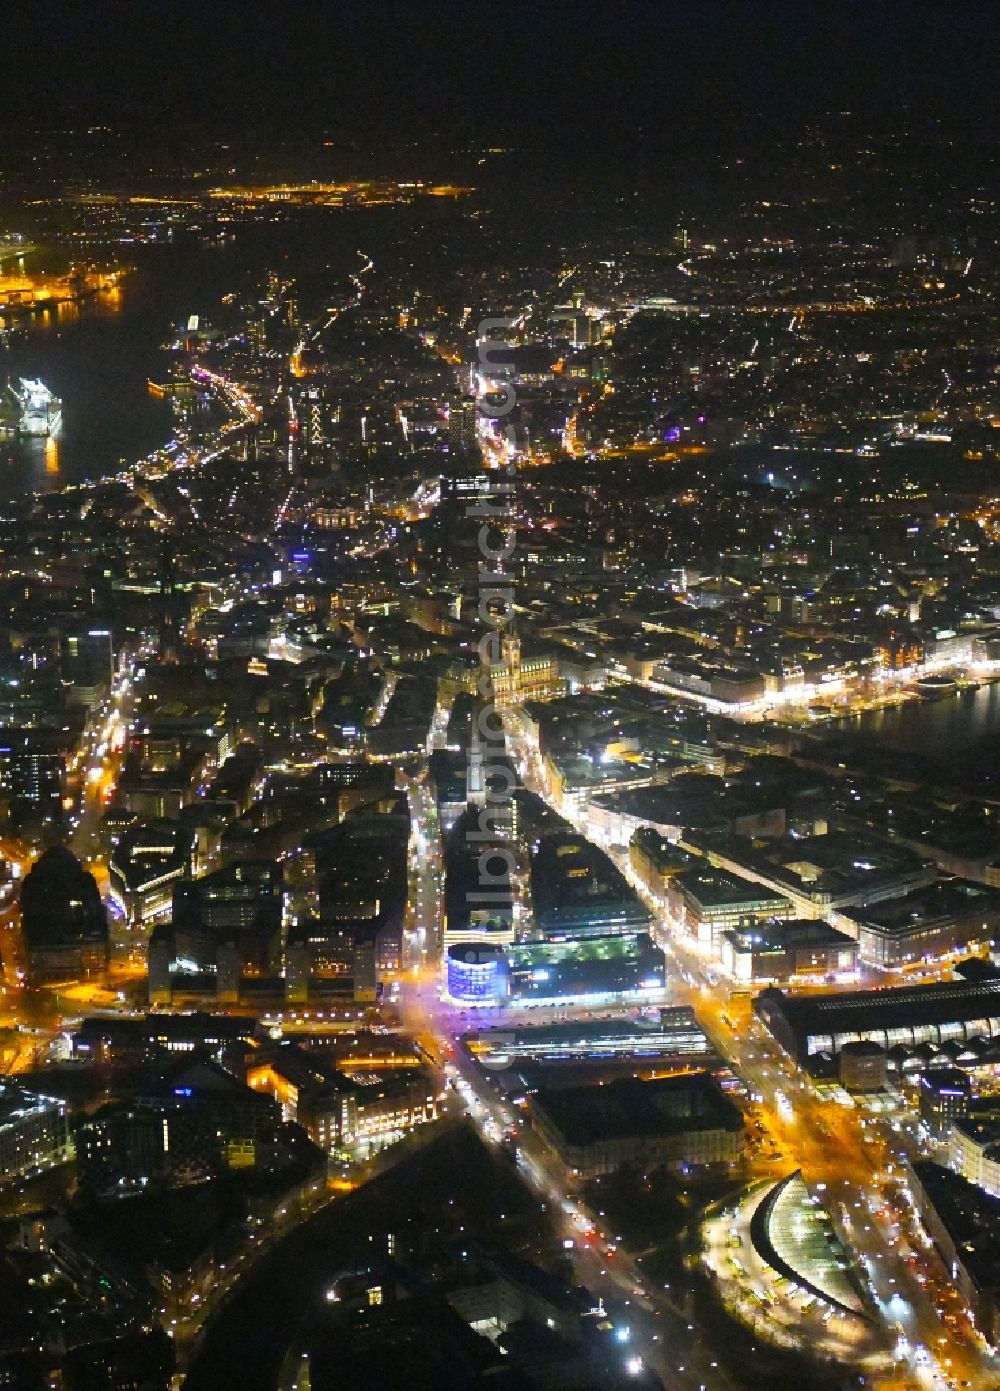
[719,918,858,984]
[507,932,665,1006]
[529,831,651,941]
[909,1161,1000,1346]
[590,776,786,848]
[629,827,695,903]
[842,878,1000,969]
[918,1067,971,1137]
[839,1040,888,1093]
[443,810,514,950]
[0,1084,71,1184]
[464,1006,714,1074]
[531,1071,743,1178]
[668,867,793,956]
[950,1102,1000,1196]
[755,976,1000,1068]
[109,819,193,934]
[696,829,936,912]
[73,1012,260,1064]
[445,943,510,1007]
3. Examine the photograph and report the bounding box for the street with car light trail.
[399,770,743,1391]
[649,919,998,1390]
[396,723,1000,1391]
[507,706,1000,1390]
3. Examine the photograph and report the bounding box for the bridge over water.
[0,241,38,265]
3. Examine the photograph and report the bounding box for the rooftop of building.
[20,844,98,900]
[508,931,661,967]
[953,1115,1000,1150]
[75,1012,260,1047]
[254,1041,339,1092]
[110,819,192,889]
[302,1292,508,1391]
[630,826,696,874]
[0,1082,64,1126]
[756,974,1000,1037]
[675,866,790,910]
[207,744,262,797]
[917,1066,970,1094]
[117,744,206,792]
[145,699,226,727]
[447,942,507,965]
[851,877,1000,933]
[530,831,649,923]
[548,750,667,792]
[593,781,731,829]
[703,828,933,901]
[913,1161,1000,1293]
[722,918,857,954]
[19,844,107,945]
[465,1006,708,1057]
[175,858,282,904]
[532,1071,742,1147]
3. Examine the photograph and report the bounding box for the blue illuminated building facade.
[443,824,667,1008]
[445,933,665,1008]
[446,944,511,1005]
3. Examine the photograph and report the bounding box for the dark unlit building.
[19,845,108,983]
[530,1071,743,1178]
[839,1041,888,1093]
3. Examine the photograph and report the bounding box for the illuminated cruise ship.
[12,378,62,436]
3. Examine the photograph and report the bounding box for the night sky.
[3,0,998,155]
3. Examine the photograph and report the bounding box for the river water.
[0,244,212,495]
[0,215,387,497]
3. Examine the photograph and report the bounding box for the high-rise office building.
[60,627,113,707]
[448,398,479,453]
[0,730,65,830]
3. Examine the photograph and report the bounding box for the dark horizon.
[4,1,998,153]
